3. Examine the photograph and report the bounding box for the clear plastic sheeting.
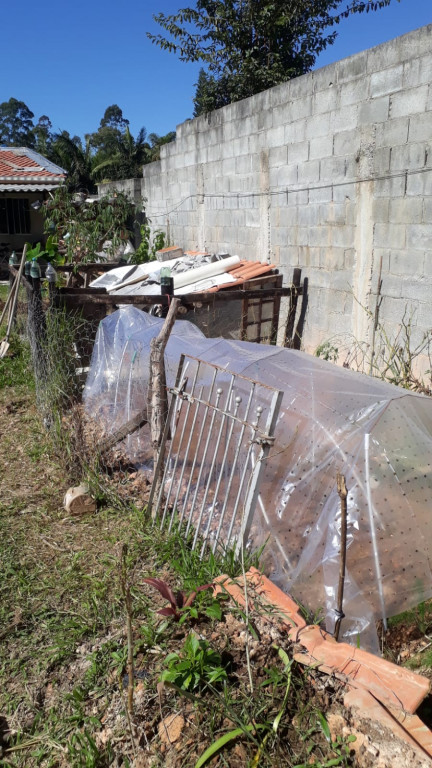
[84,307,432,652]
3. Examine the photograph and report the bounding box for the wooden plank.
[56,262,122,273]
[98,411,149,454]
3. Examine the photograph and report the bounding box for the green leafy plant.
[43,187,138,265]
[130,224,165,264]
[141,577,215,622]
[25,235,63,265]
[161,632,227,691]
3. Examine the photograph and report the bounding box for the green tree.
[147,131,176,161]
[0,97,35,146]
[99,104,129,132]
[33,115,53,157]
[148,0,399,115]
[90,104,130,158]
[92,125,150,181]
[51,132,96,192]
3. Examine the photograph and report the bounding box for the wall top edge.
[141,21,432,176]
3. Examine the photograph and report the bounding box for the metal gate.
[148,354,283,557]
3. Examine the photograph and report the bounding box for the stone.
[158,713,185,745]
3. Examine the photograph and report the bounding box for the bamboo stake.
[334,474,348,642]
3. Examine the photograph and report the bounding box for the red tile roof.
[0,147,65,183]
[207,260,277,292]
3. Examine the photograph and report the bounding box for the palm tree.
[51,132,96,192]
[92,126,151,181]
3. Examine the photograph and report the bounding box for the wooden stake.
[148,298,181,470]
[334,474,348,642]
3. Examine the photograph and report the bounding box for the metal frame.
[148,354,282,558]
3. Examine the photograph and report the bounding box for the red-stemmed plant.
[142,578,215,622]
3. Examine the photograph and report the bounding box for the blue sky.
[1,0,431,142]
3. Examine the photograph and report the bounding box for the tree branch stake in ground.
[148,298,181,503]
[334,473,348,642]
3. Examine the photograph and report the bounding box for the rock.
[158,713,185,745]
[63,484,97,516]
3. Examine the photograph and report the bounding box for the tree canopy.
[148,0,399,115]
[0,98,36,146]
[0,99,176,190]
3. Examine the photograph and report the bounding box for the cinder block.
[305,113,331,139]
[422,252,432,277]
[235,155,253,174]
[406,224,432,250]
[284,119,307,144]
[288,141,309,164]
[265,125,285,148]
[320,156,347,182]
[406,172,432,197]
[359,97,390,125]
[258,110,273,131]
[374,223,406,249]
[245,208,260,227]
[333,182,357,202]
[403,54,432,88]
[374,176,405,198]
[238,114,259,137]
[309,185,333,204]
[330,226,355,249]
[399,277,432,304]
[222,157,236,175]
[370,65,403,98]
[374,146,391,175]
[298,204,319,227]
[329,105,358,132]
[269,146,288,167]
[390,85,429,118]
[389,249,424,277]
[312,63,338,92]
[339,78,369,107]
[333,129,359,157]
[319,247,345,270]
[372,198,390,223]
[313,87,339,114]
[309,135,333,160]
[322,202,347,226]
[297,160,320,184]
[390,142,427,172]
[280,96,312,122]
[276,164,298,187]
[376,117,410,148]
[423,198,432,223]
[408,112,432,143]
[338,52,367,82]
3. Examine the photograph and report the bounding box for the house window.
[0,198,31,234]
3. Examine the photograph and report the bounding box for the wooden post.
[284,268,302,348]
[148,298,181,472]
[28,261,47,378]
[334,474,348,642]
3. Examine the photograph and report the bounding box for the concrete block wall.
[143,25,432,372]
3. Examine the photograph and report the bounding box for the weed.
[161,633,227,691]
[141,577,215,622]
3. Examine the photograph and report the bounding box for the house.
[0,147,66,265]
